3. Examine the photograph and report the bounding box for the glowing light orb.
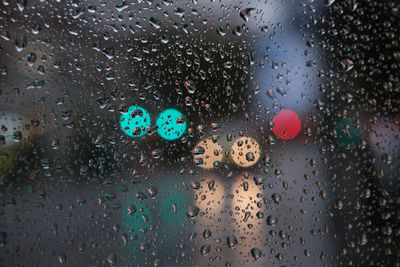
[272,110,301,140]
[231,137,261,167]
[158,179,188,226]
[193,138,223,169]
[120,106,150,138]
[156,109,187,141]
[335,118,364,149]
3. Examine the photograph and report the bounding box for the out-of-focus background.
[0,0,399,266]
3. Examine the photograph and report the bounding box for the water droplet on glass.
[216,26,226,36]
[200,244,211,256]
[226,235,238,249]
[186,205,200,219]
[184,80,196,94]
[147,186,158,198]
[58,254,67,264]
[149,16,160,29]
[267,216,278,226]
[251,248,262,260]
[240,8,255,22]
[324,0,335,6]
[232,26,242,36]
[341,59,354,72]
[203,229,211,240]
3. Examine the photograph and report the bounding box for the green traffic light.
[156,109,187,141]
[120,106,150,138]
[334,118,365,149]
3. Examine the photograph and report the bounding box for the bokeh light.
[272,109,301,140]
[335,118,365,149]
[156,109,187,141]
[193,138,223,169]
[119,106,151,138]
[230,137,261,167]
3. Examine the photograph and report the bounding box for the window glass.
[0,0,399,266]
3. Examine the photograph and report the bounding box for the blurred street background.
[0,0,399,266]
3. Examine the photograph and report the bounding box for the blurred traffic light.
[120,106,151,138]
[156,109,187,141]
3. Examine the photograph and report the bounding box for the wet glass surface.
[0,0,399,266]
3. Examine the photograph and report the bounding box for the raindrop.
[324,0,335,6]
[341,59,354,72]
[267,216,277,226]
[232,26,242,36]
[200,244,211,256]
[149,16,160,29]
[147,186,158,198]
[152,149,162,159]
[240,8,255,22]
[260,25,268,32]
[12,131,22,142]
[190,180,200,190]
[253,176,264,185]
[128,205,136,215]
[243,211,251,222]
[186,206,200,219]
[203,229,211,240]
[184,80,196,94]
[243,181,249,191]
[251,248,262,260]
[246,152,255,162]
[216,26,226,36]
[226,235,238,249]
[107,254,117,265]
[27,52,37,66]
[58,254,67,264]
[208,180,215,190]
